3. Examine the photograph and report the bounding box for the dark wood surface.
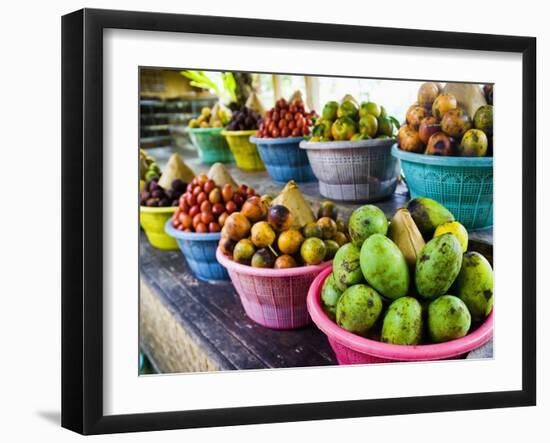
[140,232,337,370]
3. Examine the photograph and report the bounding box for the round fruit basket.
[186,127,234,165]
[391,145,493,230]
[250,136,316,183]
[140,206,178,250]
[299,138,400,203]
[308,267,494,364]
[165,220,229,282]
[222,130,265,171]
[216,248,331,329]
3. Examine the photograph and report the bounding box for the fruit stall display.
[392,82,494,230]
[216,181,350,329]
[221,105,265,171]
[140,81,495,370]
[307,197,493,364]
[310,96,398,142]
[299,96,401,203]
[250,97,317,183]
[165,163,258,282]
[186,103,234,164]
[139,153,196,250]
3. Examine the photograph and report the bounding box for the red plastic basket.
[307,267,494,364]
[216,248,332,329]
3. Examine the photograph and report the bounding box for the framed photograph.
[62,8,536,435]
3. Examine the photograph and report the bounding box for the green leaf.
[180,70,220,95]
[221,72,237,103]
[389,116,401,130]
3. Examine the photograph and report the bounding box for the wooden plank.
[140,245,267,370]
[140,234,337,370]
[139,281,224,373]
[155,265,335,367]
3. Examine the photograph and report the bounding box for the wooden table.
[140,145,493,373]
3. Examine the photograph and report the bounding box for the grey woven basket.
[299,138,400,202]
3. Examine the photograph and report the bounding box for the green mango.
[333,243,363,290]
[359,101,381,119]
[348,204,388,247]
[406,197,455,235]
[337,100,359,120]
[381,297,423,345]
[359,114,378,137]
[322,101,339,121]
[455,251,494,321]
[336,284,383,336]
[360,234,410,300]
[415,234,463,300]
[428,295,471,342]
[377,116,394,137]
[331,116,357,141]
[321,273,343,320]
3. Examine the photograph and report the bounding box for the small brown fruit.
[432,94,458,120]
[218,236,237,256]
[441,108,472,139]
[333,231,349,246]
[241,196,268,223]
[251,248,276,268]
[417,82,440,109]
[406,105,428,131]
[426,132,454,156]
[224,212,251,241]
[278,229,304,255]
[250,221,276,248]
[317,217,338,240]
[418,116,441,144]
[397,125,424,153]
[267,205,293,232]
[274,255,298,269]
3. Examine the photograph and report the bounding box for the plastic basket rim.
[221,129,258,136]
[391,144,494,167]
[186,127,225,134]
[299,138,396,151]
[307,266,494,361]
[249,136,304,145]
[164,219,222,241]
[216,247,332,278]
[140,205,177,214]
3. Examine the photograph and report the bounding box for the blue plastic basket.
[391,145,493,230]
[165,220,229,282]
[250,136,316,183]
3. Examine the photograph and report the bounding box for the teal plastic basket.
[186,127,234,165]
[391,144,493,230]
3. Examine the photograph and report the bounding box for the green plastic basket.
[186,127,234,165]
[391,144,493,230]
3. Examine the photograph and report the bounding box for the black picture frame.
[62,8,537,435]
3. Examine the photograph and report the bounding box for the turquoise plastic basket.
[391,144,493,230]
[186,127,234,165]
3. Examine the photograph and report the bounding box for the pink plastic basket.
[307,267,494,364]
[216,248,332,329]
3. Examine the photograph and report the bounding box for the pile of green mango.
[310,96,400,142]
[321,197,493,345]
